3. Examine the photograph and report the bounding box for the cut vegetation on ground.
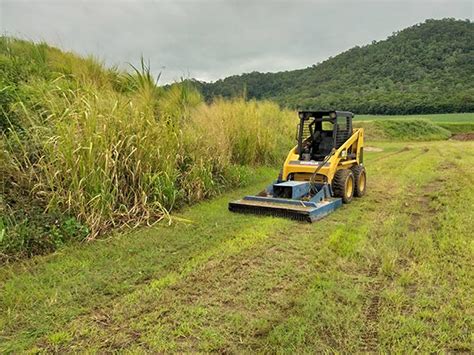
[1,140,473,352]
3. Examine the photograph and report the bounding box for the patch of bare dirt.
[407,181,443,232]
[361,262,382,352]
[450,133,474,141]
[365,146,383,152]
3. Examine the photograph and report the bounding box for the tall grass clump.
[186,98,294,166]
[0,37,295,260]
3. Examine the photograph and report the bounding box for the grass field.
[1,139,473,352]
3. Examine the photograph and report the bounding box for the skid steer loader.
[229,110,366,222]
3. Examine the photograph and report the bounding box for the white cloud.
[1,0,472,83]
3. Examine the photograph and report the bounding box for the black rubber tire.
[351,165,367,197]
[332,169,354,204]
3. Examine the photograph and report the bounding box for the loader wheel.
[332,169,354,204]
[351,165,367,197]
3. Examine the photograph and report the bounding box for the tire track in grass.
[260,146,426,352]
[259,151,412,353]
[123,215,366,352]
[392,144,473,352]
[370,142,471,352]
[359,143,441,352]
[369,146,411,163]
[358,176,395,352]
[361,262,382,352]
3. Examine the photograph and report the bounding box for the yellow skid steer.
[229,110,366,222]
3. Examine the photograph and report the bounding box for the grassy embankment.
[355,112,474,135]
[1,139,472,352]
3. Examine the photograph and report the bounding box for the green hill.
[195,19,474,114]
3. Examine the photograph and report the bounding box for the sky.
[0,0,472,84]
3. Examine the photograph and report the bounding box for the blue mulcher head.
[228,181,342,222]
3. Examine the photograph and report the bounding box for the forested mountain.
[194,19,473,114]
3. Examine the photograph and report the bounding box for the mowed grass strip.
[0,168,281,351]
[376,143,473,352]
[1,141,473,352]
[253,142,473,353]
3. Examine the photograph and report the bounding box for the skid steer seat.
[312,133,333,160]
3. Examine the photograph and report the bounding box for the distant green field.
[355,112,474,123]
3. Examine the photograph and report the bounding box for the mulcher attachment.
[228,181,342,222]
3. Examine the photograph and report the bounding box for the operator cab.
[296,110,354,161]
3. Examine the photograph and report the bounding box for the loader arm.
[282,128,364,184]
[325,128,364,182]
